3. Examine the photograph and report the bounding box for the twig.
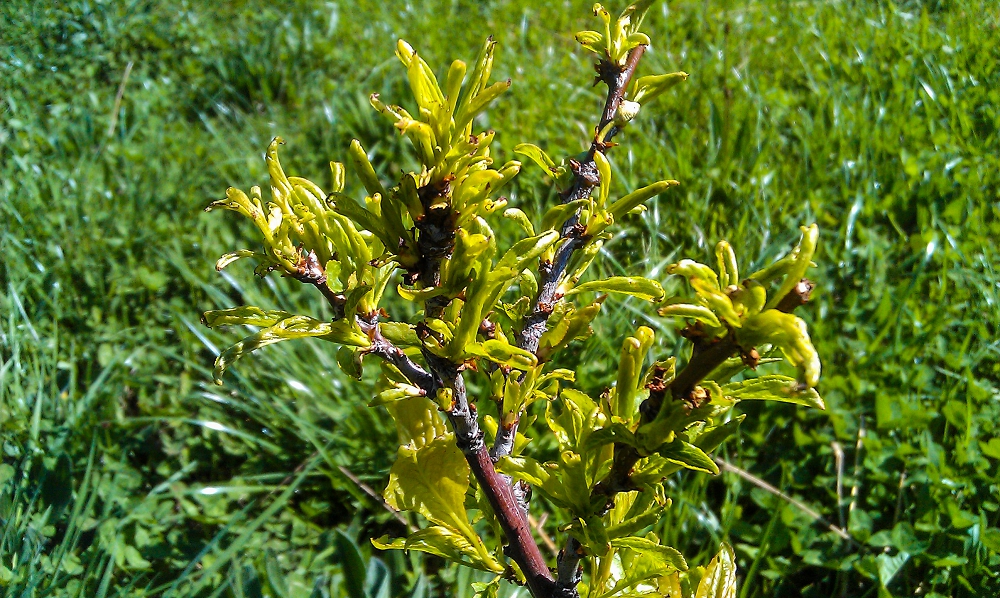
[832,441,846,531]
[714,457,857,545]
[530,512,559,558]
[105,61,134,138]
[95,60,133,155]
[421,350,557,598]
[338,465,416,532]
[496,45,649,464]
[849,416,865,519]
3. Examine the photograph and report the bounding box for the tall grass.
[2,0,999,596]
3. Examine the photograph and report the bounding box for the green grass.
[2,0,999,596]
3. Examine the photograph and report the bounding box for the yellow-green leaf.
[722,375,825,409]
[213,316,368,383]
[567,276,665,302]
[694,544,737,598]
[385,434,474,538]
[201,306,295,328]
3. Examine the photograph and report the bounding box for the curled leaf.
[737,310,821,388]
[467,339,538,371]
[657,303,722,328]
[575,30,604,54]
[202,306,294,328]
[606,179,680,223]
[513,143,557,173]
[213,316,368,383]
[215,249,260,271]
[567,276,665,302]
[630,72,689,105]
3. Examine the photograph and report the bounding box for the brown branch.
[498,45,649,466]
[421,350,558,598]
[562,279,818,582]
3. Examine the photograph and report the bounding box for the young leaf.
[213,316,368,383]
[201,306,295,328]
[467,339,538,370]
[566,276,665,302]
[722,375,825,409]
[385,435,477,539]
[513,143,556,173]
[658,439,720,475]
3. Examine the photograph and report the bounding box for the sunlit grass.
[2,0,998,595]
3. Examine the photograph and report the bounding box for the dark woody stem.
[421,350,559,598]
[350,311,558,596]
[557,280,817,584]
[596,280,816,497]
[498,45,649,466]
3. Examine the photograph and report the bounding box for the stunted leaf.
[495,230,560,273]
[541,198,588,233]
[503,207,535,236]
[737,310,821,388]
[722,375,825,409]
[213,316,368,383]
[657,303,722,328]
[763,224,819,310]
[614,326,654,419]
[467,339,538,370]
[513,143,556,173]
[593,150,611,207]
[715,241,739,288]
[575,30,604,54]
[630,72,688,105]
[455,79,510,133]
[606,180,679,223]
[348,139,386,198]
[215,249,261,271]
[202,306,294,328]
[567,276,665,302]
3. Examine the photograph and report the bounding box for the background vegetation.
[2,0,998,596]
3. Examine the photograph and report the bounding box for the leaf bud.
[614,99,641,127]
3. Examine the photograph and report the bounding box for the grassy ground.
[2,0,999,596]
